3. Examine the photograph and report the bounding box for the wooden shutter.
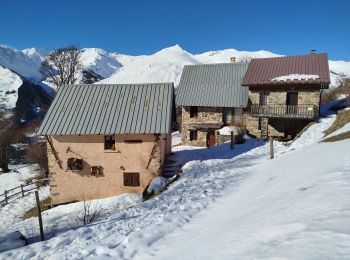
[132,172,140,186]
[124,172,140,187]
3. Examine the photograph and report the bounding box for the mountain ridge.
[0,44,350,113]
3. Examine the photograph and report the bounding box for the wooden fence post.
[35,191,45,241]
[4,190,8,205]
[269,137,274,159]
[230,131,234,150]
[21,184,25,197]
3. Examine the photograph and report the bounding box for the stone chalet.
[37,83,175,205]
[242,53,330,139]
[176,62,250,147]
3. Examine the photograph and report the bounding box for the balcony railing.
[251,104,319,119]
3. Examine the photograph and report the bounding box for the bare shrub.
[67,191,104,228]
[76,198,103,225]
[0,118,25,173]
[25,142,48,178]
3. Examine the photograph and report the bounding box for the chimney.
[230,57,236,63]
[310,49,316,54]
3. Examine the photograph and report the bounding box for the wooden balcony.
[251,104,319,119]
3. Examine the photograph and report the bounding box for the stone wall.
[181,106,223,146]
[246,89,320,138]
[182,106,223,124]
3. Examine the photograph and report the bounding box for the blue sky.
[1,0,349,60]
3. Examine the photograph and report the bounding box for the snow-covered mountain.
[0,66,22,110]
[0,44,350,112]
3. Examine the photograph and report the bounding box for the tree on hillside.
[0,119,24,173]
[40,45,82,89]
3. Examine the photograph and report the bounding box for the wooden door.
[286,92,298,106]
[207,131,216,147]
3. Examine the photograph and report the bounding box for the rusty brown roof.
[242,53,330,87]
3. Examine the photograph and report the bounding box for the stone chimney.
[230,57,236,63]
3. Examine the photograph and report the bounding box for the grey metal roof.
[176,63,249,107]
[37,83,174,135]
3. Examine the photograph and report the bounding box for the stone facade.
[181,106,247,146]
[181,106,223,146]
[246,89,321,138]
[47,133,171,204]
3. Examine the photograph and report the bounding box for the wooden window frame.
[104,135,115,150]
[189,130,198,141]
[259,92,269,105]
[190,106,198,118]
[91,166,102,175]
[123,172,140,187]
[67,158,83,171]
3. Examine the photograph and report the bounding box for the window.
[91,166,103,175]
[223,108,233,124]
[123,172,140,187]
[190,106,198,118]
[259,92,269,105]
[189,130,198,141]
[67,158,83,171]
[234,107,242,123]
[223,108,242,125]
[104,135,115,150]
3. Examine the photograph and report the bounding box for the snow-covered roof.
[271,74,320,82]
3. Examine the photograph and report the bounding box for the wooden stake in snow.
[269,137,274,159]
[35,191,45,241]
[230,131,234,150]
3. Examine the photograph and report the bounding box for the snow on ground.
[0,164,39,194]
[1,112,348,259]
[6,193,141,244]
[171,131,181,146]
[324,121,350,138]
[0,66,22,110]
[0,164,50,232]
[217,126,243,135]
[0,186,50,234]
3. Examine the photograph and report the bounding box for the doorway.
[207,130,216,147]
[286,92,298,106]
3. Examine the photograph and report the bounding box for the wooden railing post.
[4,190,8,205]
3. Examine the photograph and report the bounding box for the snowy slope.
[0,66,22,110]
[80,48,122,78]
[194,48,281,63]
[329,60,350,88]
[101,46,350,86]
[2,113,350,259]
[100,45,200,86]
